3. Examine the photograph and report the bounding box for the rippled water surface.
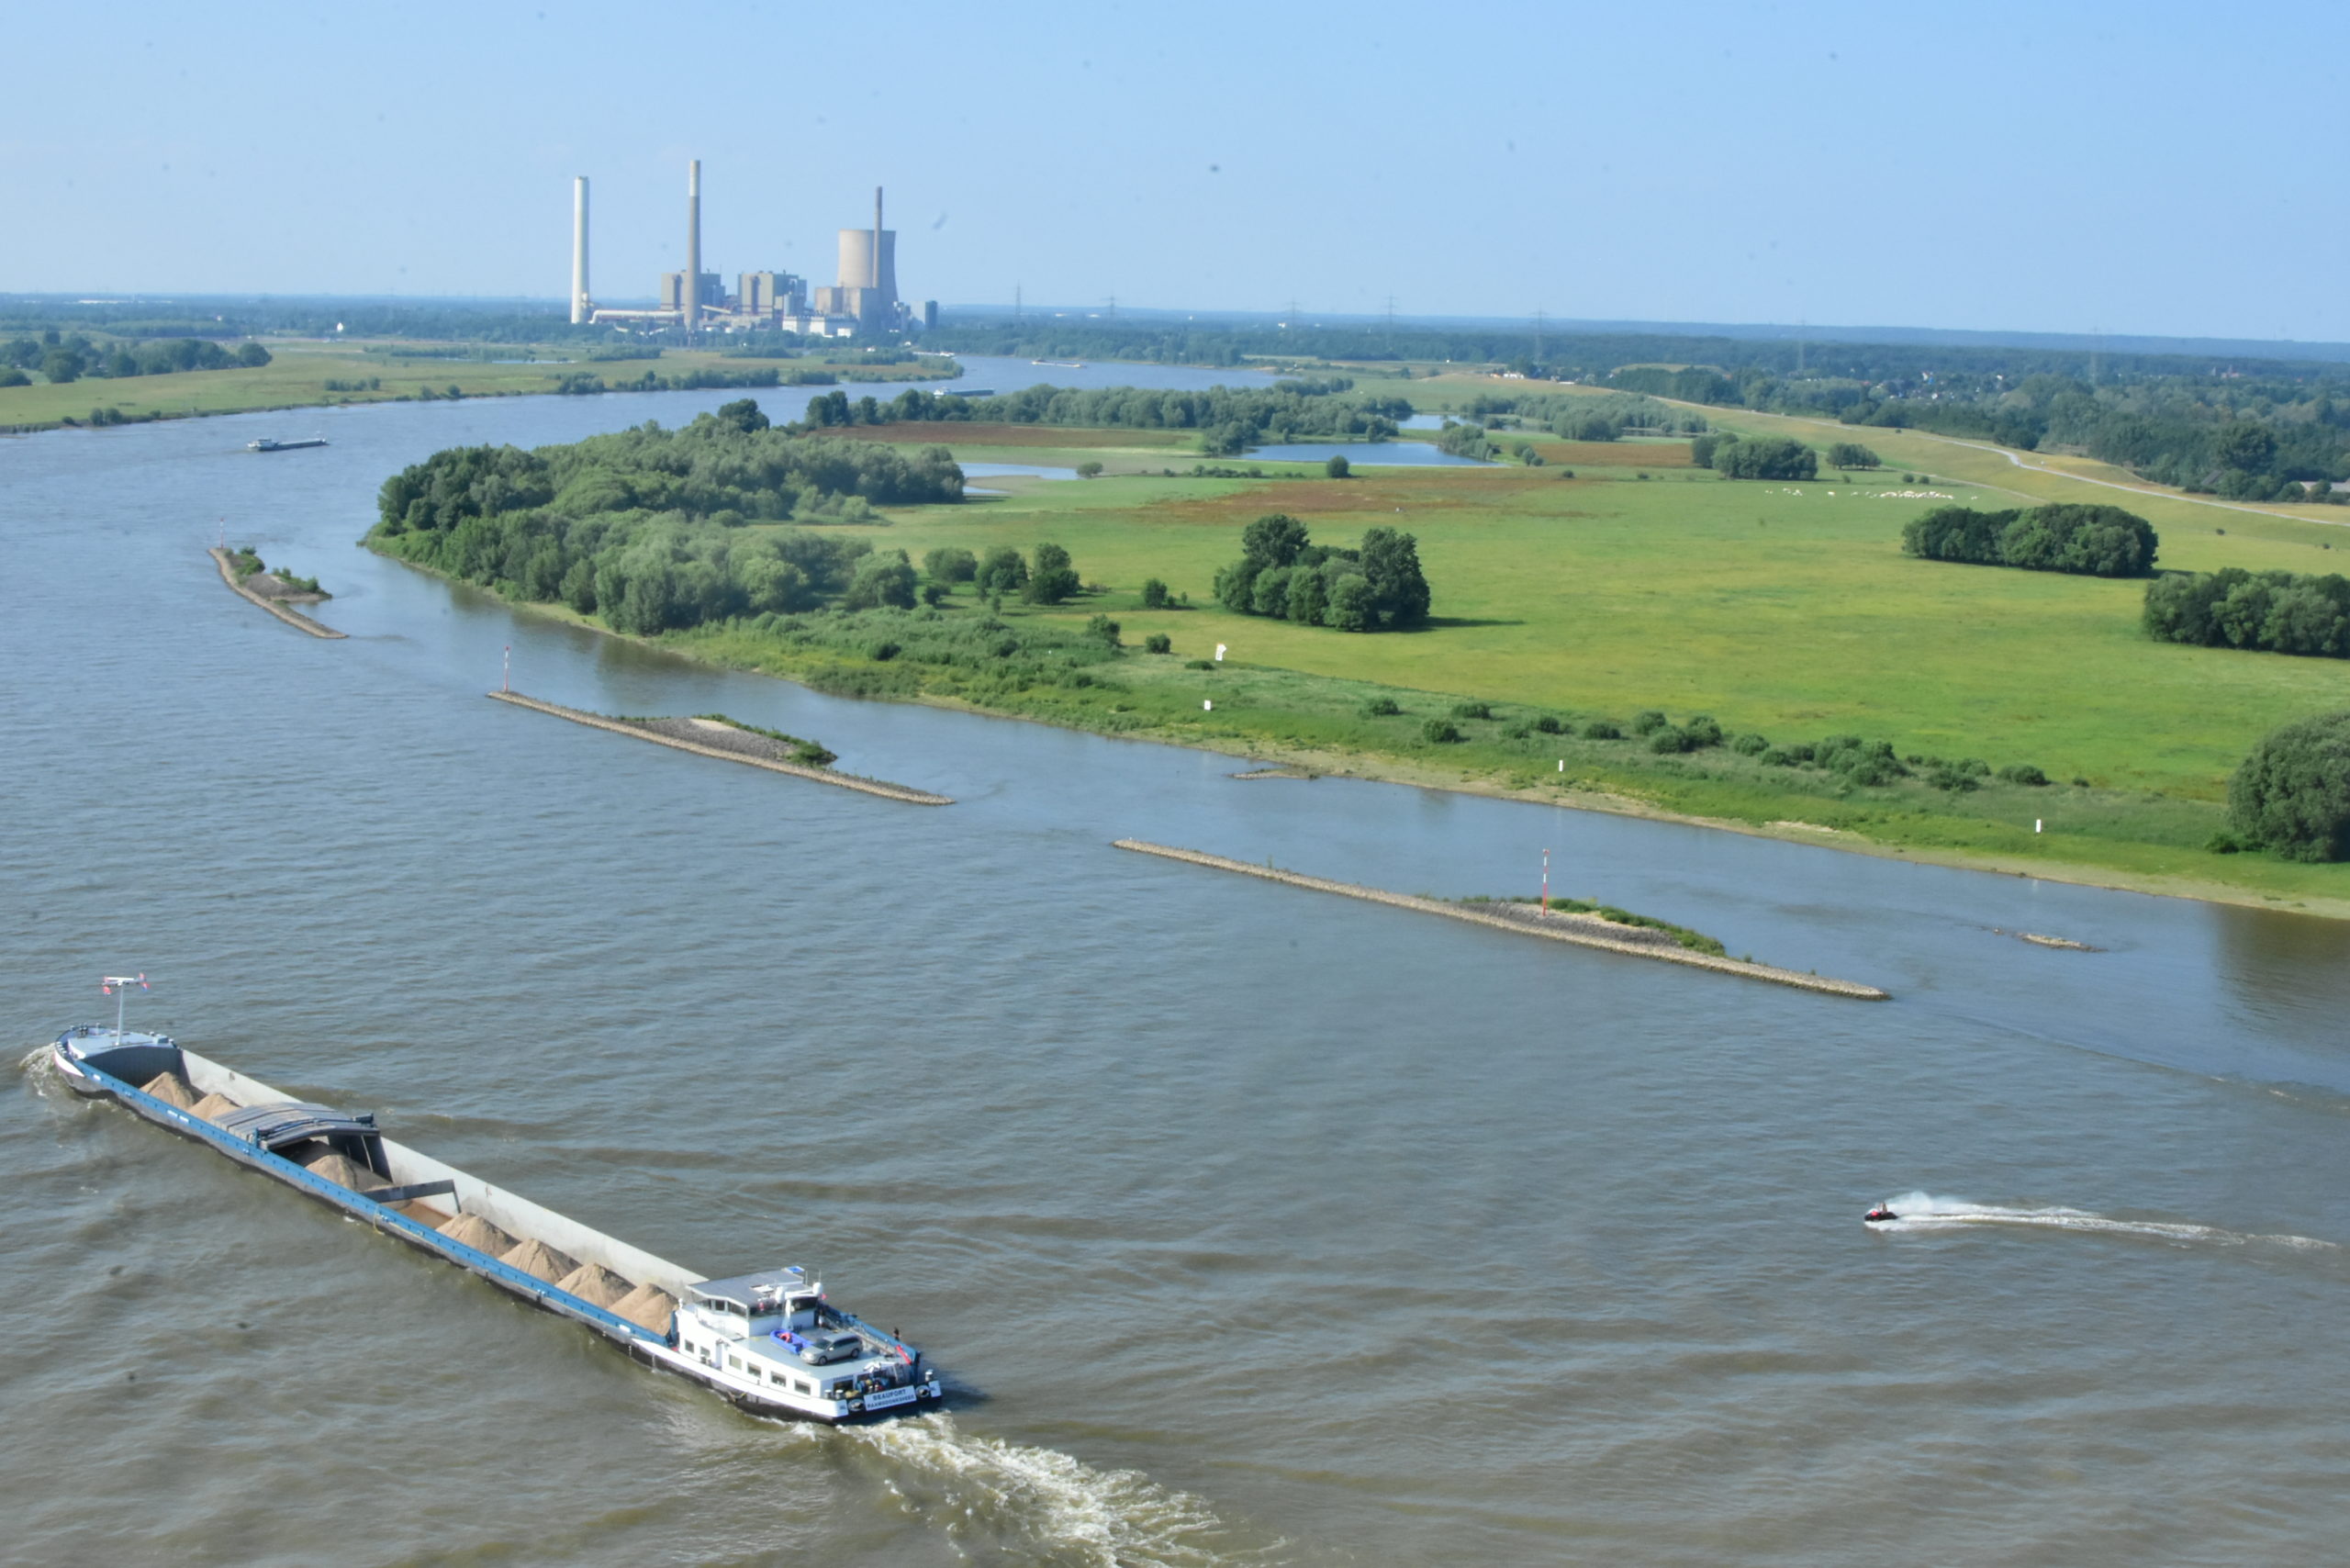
[7,359,2350,1566]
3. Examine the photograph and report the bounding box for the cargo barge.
[48,1017,944,1422]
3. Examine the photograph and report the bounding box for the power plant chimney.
[684,160,702,333]
[872,186,884,288]
[570,176,590,325]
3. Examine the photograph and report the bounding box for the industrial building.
[570,162,933,339]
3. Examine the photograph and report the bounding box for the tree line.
[1902,503,2159,577]
[2144,568,2350,658]
[1,330,268,386]
[797,381,1409,455]
[1212,514,1430,631]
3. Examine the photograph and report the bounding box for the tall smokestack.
[872,186,884,287]
[570,176,590,325]
[684,160,702,332]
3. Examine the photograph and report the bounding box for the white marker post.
[1541,847,1550,915]
[2035,819,2042,834]
[1203,700,1213,711]
[1214,644,1226,662]
[502,645,511,693]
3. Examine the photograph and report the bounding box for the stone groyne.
[209,548,345,639]
[1113,840,1890,1001]
[488,691,953,805]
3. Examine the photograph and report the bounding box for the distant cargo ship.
[50,1006,944,1423]
[246,437,329,453]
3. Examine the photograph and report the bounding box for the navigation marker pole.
[502,645,510,693]
[100,973,150,1047]
[1541,848,1550,915]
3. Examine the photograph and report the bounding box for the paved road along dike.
[1113,839,1890,1000]
[209,547,345,639]
[487,691,954,805]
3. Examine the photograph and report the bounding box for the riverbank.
[0,340,958,435]
[1114,840,1890,998]
[486,690,953,804]
[209,547,344,639]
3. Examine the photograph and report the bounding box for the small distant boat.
[247,437,329,453]
[942,388,994,398]
[1030,360,1084,369]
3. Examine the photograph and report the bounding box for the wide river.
[7,358,2350,1566]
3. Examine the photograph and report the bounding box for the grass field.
[666,420,2350,912]
[0,339,952,431]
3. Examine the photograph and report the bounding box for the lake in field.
[7,354,2350,1566]
[1245,439,1489,466]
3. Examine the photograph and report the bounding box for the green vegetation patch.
[1459,895,1728,957]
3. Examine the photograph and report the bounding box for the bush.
[1715,436,1818,480]
[1828,442,1881,469]
[1997,763,2050,786]
[1423,719,1463,744]
[1906,503,2158,577]
[1139,577,1169,609]
[1363,696,1402,716]
[1631,709,1668,735]
[868,639,901,661]
[1076,461,1104,479]
[1024,543,1081,604]
[1084,613,1122,647]
[1144,633,1172,654]
[1731,732,1770,755]
[1761,747,1798,767]
[920,583,948,607]
[2143,566,2350,656]
[1649,726,1695,754]
[923,545,977,583]
[1451,700,1493,720]
[842,554,918,610]
[974,546,1028,597]
[1533,715,1564,734]
[1325,454,1350,478]
[1582,720,1622,740]
[1683,714,1723,747]
[1185,657,1215,670]
[2229,711,2350,861]
[1502,722,1531,739]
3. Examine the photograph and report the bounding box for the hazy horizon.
[6,0,2341,342]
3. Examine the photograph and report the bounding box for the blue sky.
[6,0,2341,342]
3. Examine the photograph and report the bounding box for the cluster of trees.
[1,330,268,386]
[366,402,968,634]
[800,381,1410,455]
[1693,433,1818,479]
[1453,391,1709,440]
[921,542,1084,605]
[376,400,961,538]
[1827,442,1882,468]
[1902,503,2159,577]
[2229,711,2350,860]
[2143,568,2350,658]
[1211,514,1430,631]
[552,365,830,398]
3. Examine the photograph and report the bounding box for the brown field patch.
[822,421,1192,449]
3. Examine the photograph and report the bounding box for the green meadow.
[687,425,2350,913]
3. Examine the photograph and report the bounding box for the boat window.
[728,1354,742,1372]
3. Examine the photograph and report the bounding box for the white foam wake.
[831,1412,1275,1567]
[1869,1191,2339,1251]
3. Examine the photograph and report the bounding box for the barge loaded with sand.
[48,1014,944,1422]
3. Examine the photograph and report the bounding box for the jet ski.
[1863,1205,1898,1224]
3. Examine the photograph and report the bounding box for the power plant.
[571,161,933,338]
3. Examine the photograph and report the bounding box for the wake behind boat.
[47,993,943,1423]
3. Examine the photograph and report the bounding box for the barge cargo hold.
[48,1021,944,1423]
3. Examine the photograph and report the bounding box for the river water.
[6,358,2350,1566]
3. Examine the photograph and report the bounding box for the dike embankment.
[1113,840,1890,1000]
[209,548,344,639]
[487,691,953,805]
